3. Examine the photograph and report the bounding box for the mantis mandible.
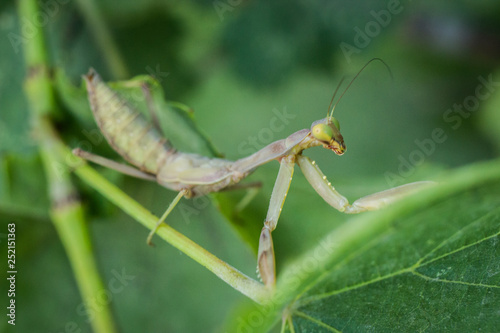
[75,61,432,288]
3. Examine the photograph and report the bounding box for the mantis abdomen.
[85,70,174,174]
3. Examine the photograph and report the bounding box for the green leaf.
[224,158,500,332]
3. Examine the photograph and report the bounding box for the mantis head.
[308,58,391,156]
[310,117,346,155]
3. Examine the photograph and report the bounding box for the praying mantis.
[75,62,433,288]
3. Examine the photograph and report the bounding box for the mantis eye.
[312,123,333,142]
[330,117,340,130]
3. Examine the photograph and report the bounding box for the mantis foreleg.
[296,155,434,213]
[258,155,295,288]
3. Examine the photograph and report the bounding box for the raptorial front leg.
[297,155,434,214]
[343,181,435,213]
[258,155,295,288]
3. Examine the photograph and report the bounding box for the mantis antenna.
[328,57,393,121]
[325,76,346,119]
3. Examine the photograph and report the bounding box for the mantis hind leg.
[73,147,188,246]
[73,148,156,181]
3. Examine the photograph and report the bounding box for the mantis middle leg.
[147,189,188,245]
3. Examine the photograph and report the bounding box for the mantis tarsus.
[75,61,433,288]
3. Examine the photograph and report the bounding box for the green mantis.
[75,63,433,288]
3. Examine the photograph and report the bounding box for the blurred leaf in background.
[1,0,499,332]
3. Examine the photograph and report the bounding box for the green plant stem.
[39,119,118,333]
[75,0,129,79]
[18,0,53,117]
[72,162,270,303]
[18,0,118,332]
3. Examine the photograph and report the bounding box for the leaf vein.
[297,267,414,306]
[411,271,500,289]
[293,310,342,333]
[293,229,394,303]
[418,231,500,268]
[417,209,500,266]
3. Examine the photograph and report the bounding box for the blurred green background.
[1,0,500,332]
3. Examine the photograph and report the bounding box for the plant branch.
[19,0,117,332]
